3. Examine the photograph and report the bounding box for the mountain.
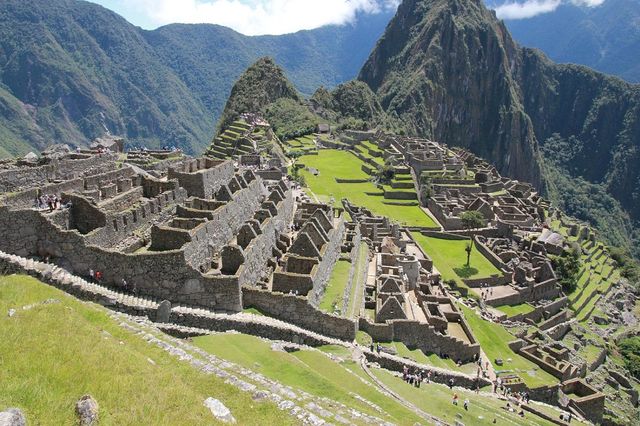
[359,0,640,256]
[498,0,640,83]
[217,57,301,131]
[0,0,392,157]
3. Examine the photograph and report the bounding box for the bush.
[551,248,581,293]
[618,337,640,380]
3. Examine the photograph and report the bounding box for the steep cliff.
[359,0,543,188]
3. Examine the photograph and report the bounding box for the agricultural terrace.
[458,304,558,388]
[411,232,502,286]
[298,150,438,227]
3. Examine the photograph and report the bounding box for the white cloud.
[493,0,605,20]
[107,0,400,35]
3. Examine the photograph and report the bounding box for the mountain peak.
[216,57,300,132]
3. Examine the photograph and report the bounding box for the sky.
[88,0,400,35]
[88,0,607,35]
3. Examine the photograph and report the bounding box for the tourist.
[122,278,128,291]
[402,365,408,381]
[89,269,94,281]
[376,343,381,354]
[452,393,459,405]
[448,378,454,389]
[426,370,432,383]
[370,343,375,353]
[463,399,469,410]
[95,270,103,282]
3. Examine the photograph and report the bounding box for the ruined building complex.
[1,119,630,424]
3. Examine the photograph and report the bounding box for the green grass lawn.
[411,232,502,286]
[0,275,290,425]
[381,341,478,375]
[318,259,351,313]
[371,369,556,426]
[496,303,536,317]
[298,150,437,227]
[458,304,558,389]
[193,333,424,424]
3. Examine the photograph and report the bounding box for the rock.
[203,397,236,423]
[7,309,15,318]
[252,390,269,401]
[495,358,503,366]
[157,300,171,323]
[75,395,99,425]
[0,408,26,426]
[593,315,609,325]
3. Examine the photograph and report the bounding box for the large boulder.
[0,408,26,426]
[203,397,236,423]
[75,395,99,425]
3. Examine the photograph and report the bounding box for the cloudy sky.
[89,0,400,35]
[89,0,607,35]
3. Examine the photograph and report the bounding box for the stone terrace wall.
[236,188,295,287]
[182,179,267,269]
[0,207,242,311]
[242,287,357,341]
[168,159,234,199]
[308,218,346,307]
[358,318,480,362]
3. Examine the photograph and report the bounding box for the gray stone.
[75,395,99,426]
[7,309,15,318]
[157,300,171,323]
[0,408,26,426]
[203,397,236,423]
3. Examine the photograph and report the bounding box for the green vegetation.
[193,333,424,424]
[264,98,324,140]
[617,336,640,380]
[299,150,437,227]
[319,259,352,313]
[217,57,300,133]
[371,369,556,426]
[461,210,485,266]
[0,275,290,425]
[550,248,581,293]
[411,232,502,286]
[496,303,535,317]
[458,304,558,388]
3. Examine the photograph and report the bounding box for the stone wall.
[308,218,346,307]
[242,287,357,341]
[168,159,234,199]
[358,318,480,362]
[364,351,491,389]
[0,206,242,311]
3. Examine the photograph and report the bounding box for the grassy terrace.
[411,232,502,286]
[381,341,477,376]
[371,369,556,426]
[194,333,424,425]
[299,150,437,227]
[458,304,558,389]
[0,275,289,425]
[496,303,535,317]
[318,259,351,313]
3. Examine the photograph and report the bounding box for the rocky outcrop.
[359,0,543,188]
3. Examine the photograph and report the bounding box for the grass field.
[346,242,369,318]
[458,304,558,388]
[318,259,351,313]
[298,150,437,227]
[193,333,424,424]
[371,369,556,426]
[496,303,535,317]
[0,275,290,425]
[411,232,502,285]
[381,341,477,375]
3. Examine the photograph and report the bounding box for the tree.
[460,210,485,266]
[550,248,581,293]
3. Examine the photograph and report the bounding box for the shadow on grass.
[453,265,479,278]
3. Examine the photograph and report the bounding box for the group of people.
[36,194,71,212]
[480,283,494,300]
[402,365,433,388]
